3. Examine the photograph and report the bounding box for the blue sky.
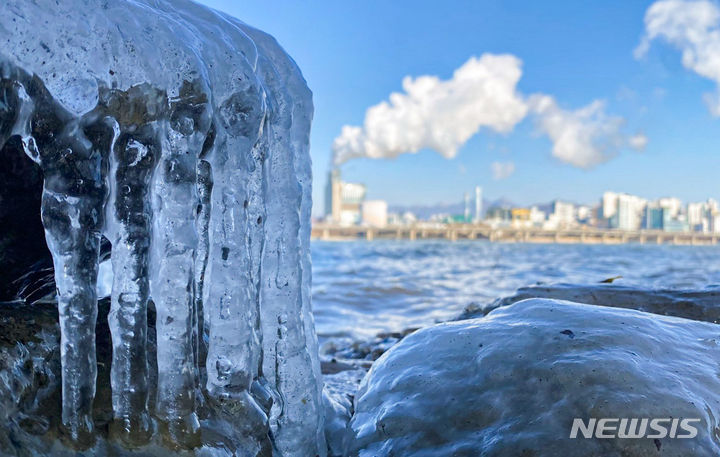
[198,0,720,214]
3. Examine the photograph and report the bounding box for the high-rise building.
[549,200,576,228]
[657,197,682,218]
[708,198,719,213]
[529,206,547,226]
[362,200,388,227]
[602,191,619,219]
[687,202,707,231]
[710,212,720,234]
[709,199,720,234]
[325,169,341,220]
[325,169,366,225]
[602,192,646,230]
[644,204,665,230]
[486,207,512,223]
[474,186,483,222]
[664,215,689,232]
[464,192,470,222]
[617,194,647,230]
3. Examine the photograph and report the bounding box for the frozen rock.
[0,298,150,456]
[322,387,353,457]
[460,282,720,323]
[348,298,720,456]
[0,0,324,455]
[0,302,61,454]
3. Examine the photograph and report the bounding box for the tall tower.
[464,192,470,222]
[475,186,483,222]
[325,168,342,222]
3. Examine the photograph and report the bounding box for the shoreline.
[311,224,720,245]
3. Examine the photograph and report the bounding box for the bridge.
[311,223,720,245]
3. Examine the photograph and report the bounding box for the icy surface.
[0,1,324,454]
[348,299,720,456]
[461,282,720,322]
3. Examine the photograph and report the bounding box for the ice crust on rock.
[461,282,720,323]
[0,1,324,454]
[348,298,720,456]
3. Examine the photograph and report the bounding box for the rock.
[348,298,720,456]
[459,283,720,323]
[0,298,275,456]
[0,138,52,302]
[323,388,353,457]
[0,302,61,453]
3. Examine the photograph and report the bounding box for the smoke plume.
[333,53,645,169]
[332,54,527,165]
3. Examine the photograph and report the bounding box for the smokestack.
[475,186,483,222]
[325,168,342,222]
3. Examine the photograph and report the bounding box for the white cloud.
[491,161,516,180]
[332,54,528,165]
[333,53,644,169]
[528,95,645,169]
[637,0,720,115]
[629,133,649,150]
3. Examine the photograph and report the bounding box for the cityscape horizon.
[321,169,720,235]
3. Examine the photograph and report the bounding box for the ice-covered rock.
[322,387,354,457]
[0,1,324,455]
[347,298,720,456]
[460,283,720,323]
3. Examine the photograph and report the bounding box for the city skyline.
[347,182,720,216]
[326,167,720,234]
[198,0,720,214]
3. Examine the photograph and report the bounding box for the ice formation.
[348,298,720,456]
[461,282,720,322]
[0,1,324,454]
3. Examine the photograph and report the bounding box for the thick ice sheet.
[0,1,324,454]
[349,298,720,456]
[461,282,720,322]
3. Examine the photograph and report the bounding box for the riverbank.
[312,223,720,245]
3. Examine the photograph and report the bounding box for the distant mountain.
[534,202,553,215]
[488,197,516,209]
[389,197,600,220]
[389,198,517,220]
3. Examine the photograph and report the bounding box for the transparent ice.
[0,1,325,454]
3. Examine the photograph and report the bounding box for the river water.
[311,240,720,341]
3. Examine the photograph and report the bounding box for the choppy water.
[311,240,720,341]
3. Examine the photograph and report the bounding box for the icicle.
[203,83,267,418]
[3,2,326,453]
[149,81,210,448]
[291,58,328,457]
[250,42,326,455]
[40,120,107,446]
[8,71,108,447]
[100,84,161,447]
[42,189,103,446]
[194,155,213,385]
